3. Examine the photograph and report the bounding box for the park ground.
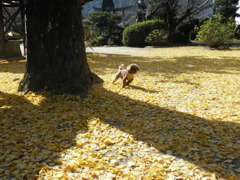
[0,46,240,179]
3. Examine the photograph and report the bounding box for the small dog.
[112,64,139,88]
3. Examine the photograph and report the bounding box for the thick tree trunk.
[18,0,103,96]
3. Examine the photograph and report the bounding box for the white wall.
[236,0,240,24]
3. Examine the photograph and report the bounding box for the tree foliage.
[83,23,98,47]
[86,12,122,34]
[86,11,122,45]
[146,0,182,33]
[196,14,235,48]
[214,0,239,20]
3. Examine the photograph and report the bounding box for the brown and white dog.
[112,64,139,88]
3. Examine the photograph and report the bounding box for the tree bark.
[0,1,5,58]
[18,0,103,96]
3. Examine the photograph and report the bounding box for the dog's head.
[127,64,139,74]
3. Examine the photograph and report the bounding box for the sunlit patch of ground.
[0,46,239,179]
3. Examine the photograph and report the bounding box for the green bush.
[196,14,235,48]
[122,20,165,47]
[145,29,168,46]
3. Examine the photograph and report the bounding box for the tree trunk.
[0,1,5,58]
[18,0,103,96]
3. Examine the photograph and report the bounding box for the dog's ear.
[126,64,140,73]
[126,65,131,71]
[134,65,140,71]
[128,64,139,71]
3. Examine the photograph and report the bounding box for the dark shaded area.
[0,91,90,179]
[128,85,159,93]
[0,60,26,74]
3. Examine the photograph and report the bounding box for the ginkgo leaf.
[1,47,240,179]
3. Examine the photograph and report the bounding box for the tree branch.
[79,0,93,6]
[191,0,214,15]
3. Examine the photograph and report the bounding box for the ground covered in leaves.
[0,46,240,180]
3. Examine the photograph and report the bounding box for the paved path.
[86,46,151,54]
[20,44,150,56]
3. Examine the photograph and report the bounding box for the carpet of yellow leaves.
[0,46,240,180]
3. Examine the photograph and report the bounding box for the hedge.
[122,20,165,47]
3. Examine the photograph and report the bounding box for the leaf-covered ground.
[0,46,240,180]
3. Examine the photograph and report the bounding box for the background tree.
[86,11,122,45]
[18,0,103,96]
[147,0,181,33]
[136,0,147,22]
[214,0,239,20]
[146,0,214,34]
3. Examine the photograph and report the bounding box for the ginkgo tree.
[18,0,103,96]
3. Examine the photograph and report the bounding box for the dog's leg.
[112,71,121,84]
[122,76,128,88]
[126,79,133,86]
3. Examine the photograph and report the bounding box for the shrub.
[169,31,190,44]
[176,19,199,40]
[196,14,235,48]
[189,31,197,40]
[145,29,168,46]
[122,20,165,47]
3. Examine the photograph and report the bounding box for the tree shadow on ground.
[1,84,239,179]
[0,91,89,179]
[0,60,26,74]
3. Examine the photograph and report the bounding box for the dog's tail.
[119,64,125,70]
